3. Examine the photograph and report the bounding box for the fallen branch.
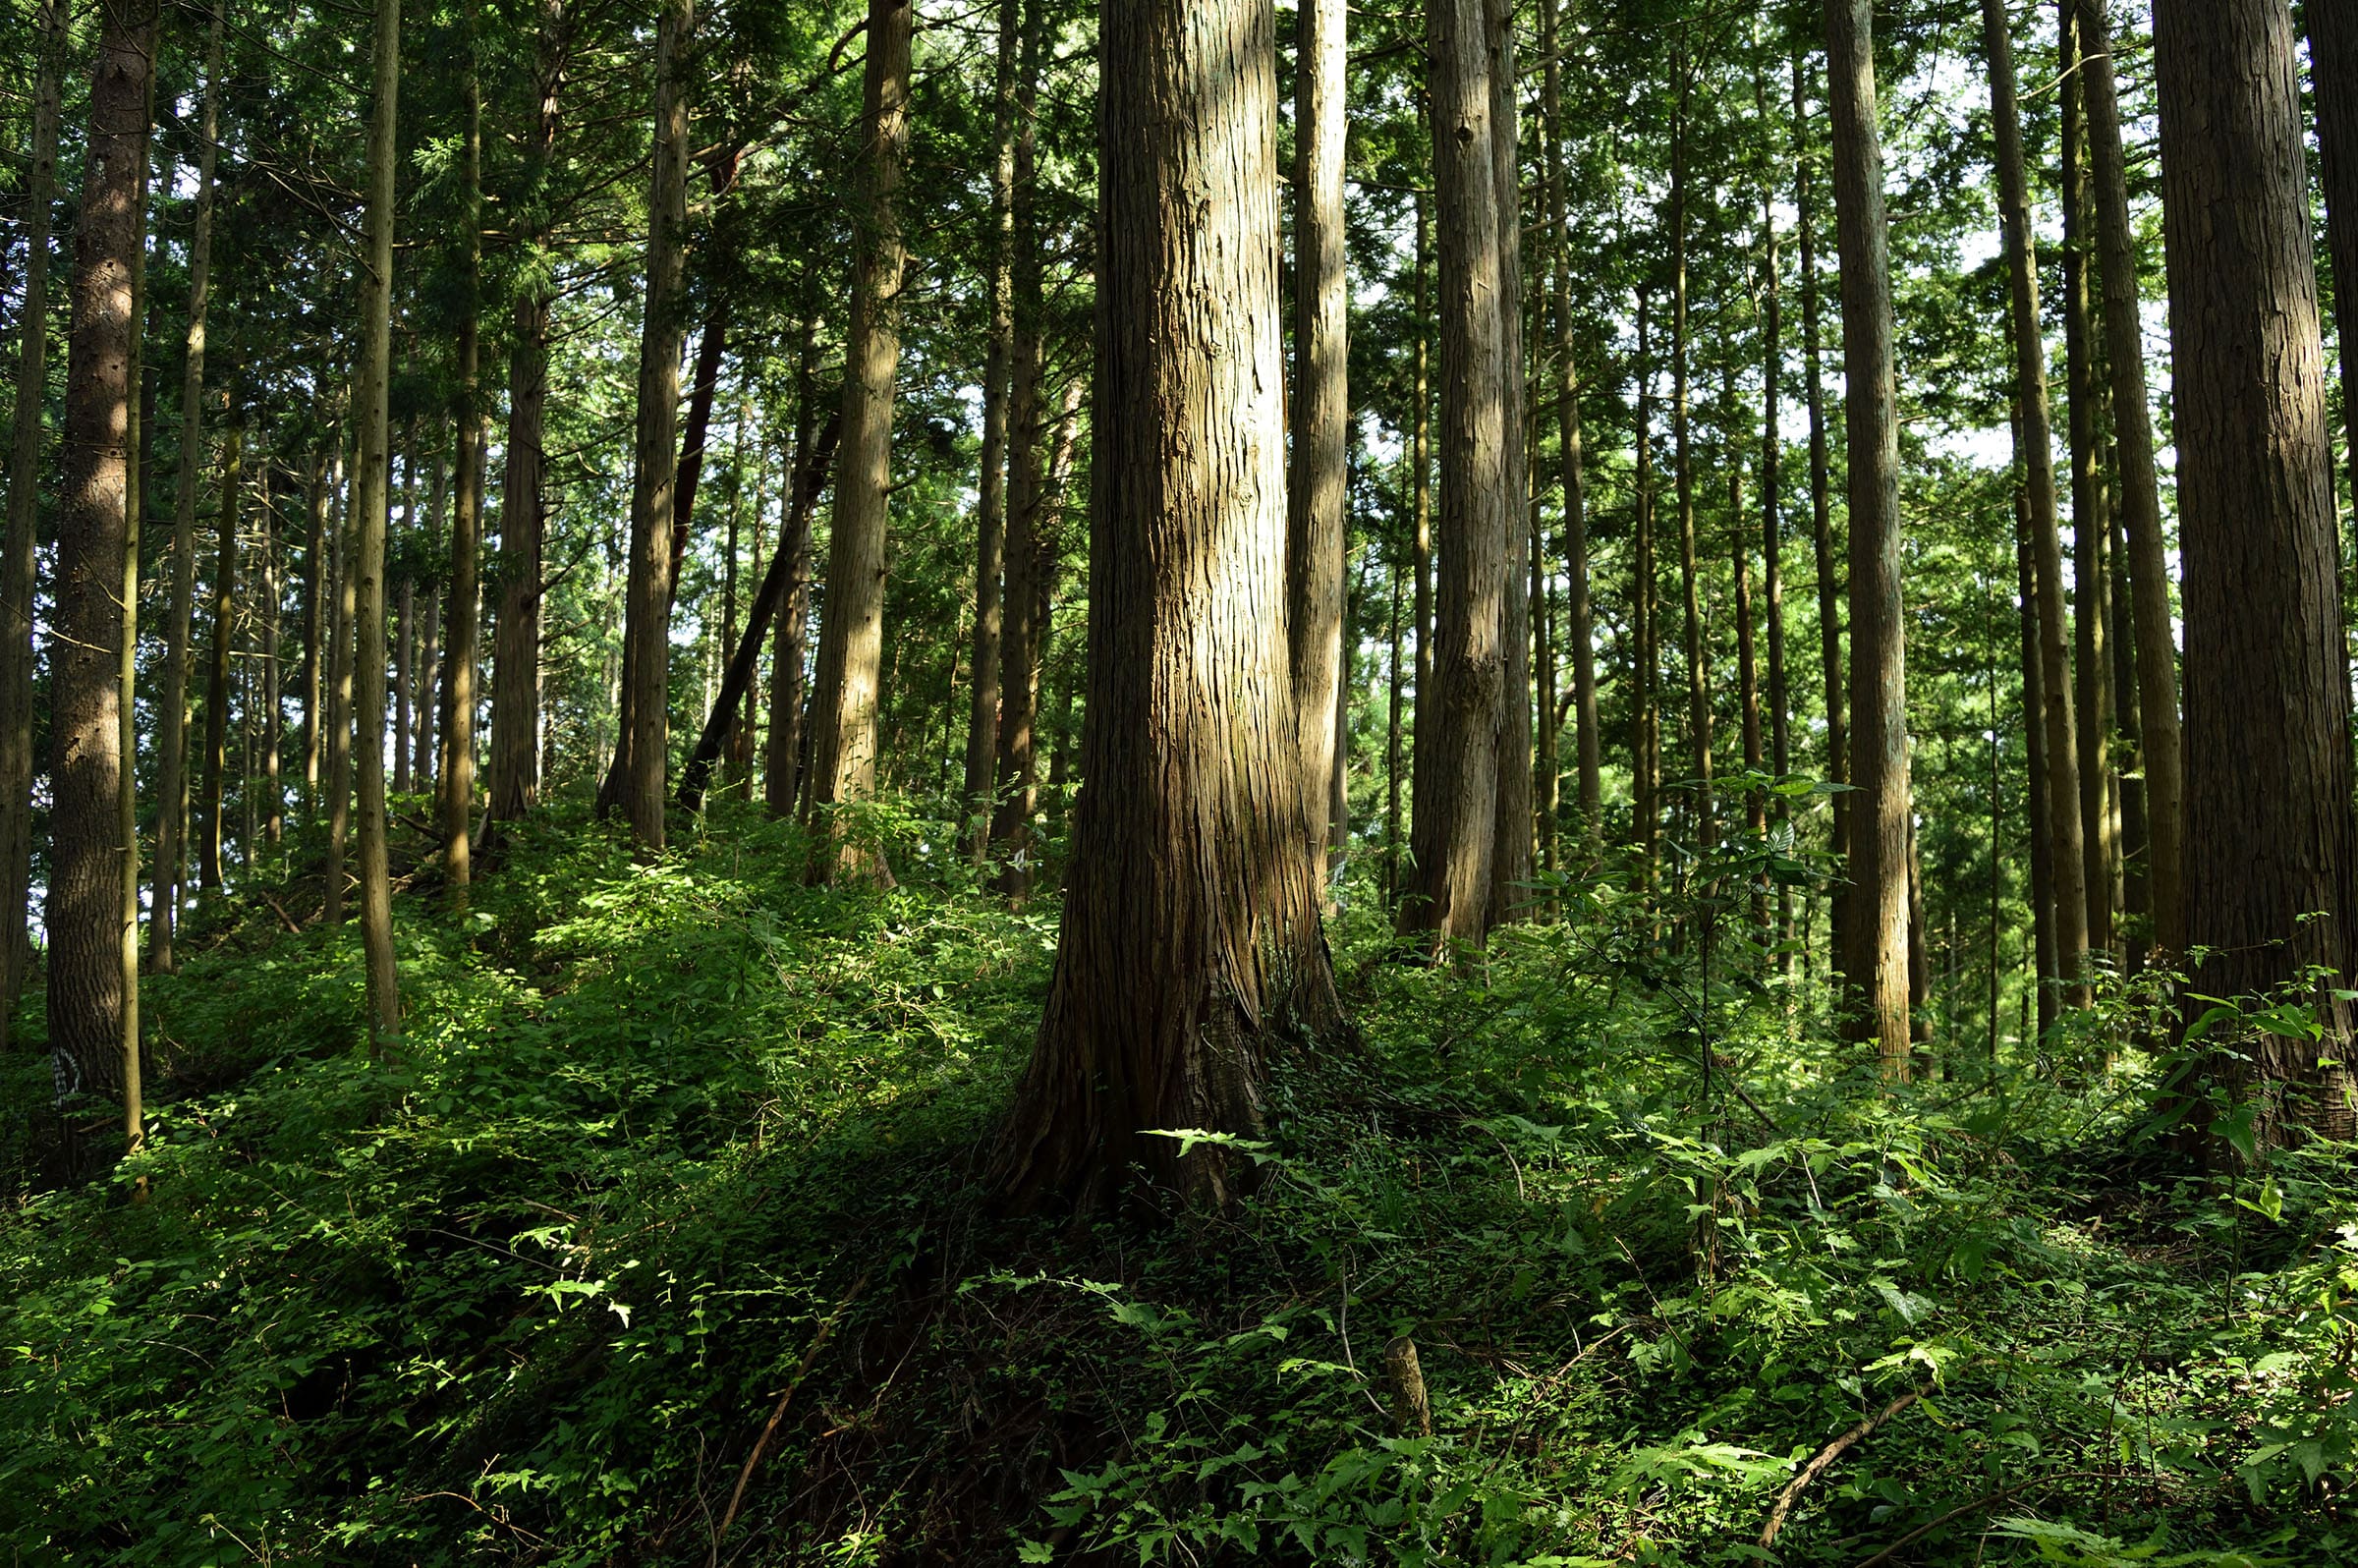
[708,1266,874,1564]
[255,889,304,935]
[1760,1389,1921,1547]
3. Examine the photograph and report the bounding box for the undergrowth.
[2,794,2350,1565]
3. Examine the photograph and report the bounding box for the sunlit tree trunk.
[1823,0,1910,1071]
[444,10,481,897]
[2157,0,2358,1140]
[991,0,1339,1211]
[807,0,912,884]
[47,0,154,1116]
[117,74,152,1155]
[1408,190,1433,849]
[1289,0,1348,868]
[1729,361,1762,836]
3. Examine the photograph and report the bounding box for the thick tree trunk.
[118,84,151,1155]
[1794,54,1848,986]
[990,0,1339,1211]
[1289,0,1348,868]
[199,413,241,890]
[444,15,481,896]
[47,0,154,1110]
[962,0,1020,859]
[1823,0,1911,1071]
[148,0,220,975]
[806,0,912,884]
[1540,0,1598,835]
[1399,0,1514,954]
[0,0,64,1043]
[2157,0,2358,1140]
[1984,0,2091,1010]
[2081,0,2184,959]
[612,0,691,852]
[353,0,403,1047]
[765,315,821,815]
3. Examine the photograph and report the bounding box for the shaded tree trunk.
[807,0,913,884]
[1408,190,1433,850]
[1823,0,1911,1071]
[1633,295,1660,877]
[1794,52,1848,985]
[990,0,1340,1211]
[1670,76,1713,846]
[1540,0,1598,834]
[1486,1,1532,929]
[2017,489,2058,1041]
[1758,68,1794,963]
[444,12,482,896]
[199,411,242,891]
[393,449,415,795]
[962,0,1021,859]
[2157,0,2358,1140]
[300,452,324,814]
[1289,0,1348,868]
[324,439,353,924]
[765,314,822,816]
[46,0,154,1110]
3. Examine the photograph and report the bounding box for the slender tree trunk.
[2081,0,2184,959]
[1983,0,2092,1010]
[0,0,64,1044]
[990,0,1340,1210]
[1386,544,1404,899]
[324,439,353,924]
[1289,0,1348,868]
[148,0,220,975]
[612,0,692,852]
[300,452,324,813]
[1669,74,1713,847]
[1759,67,1794,963]
[807,0,912,884]
[444,12,481,895]
[393,448,415,796]
[2157,0,2358,1139]
[1634,295,1660,876]
[261,481,281,845]
[1486,0,1533,929]
[1409,189,1433,836]
[47,0,154,1114]
[766,315,821,815]
[1540,0,1598,834]
[200,412,242,890]
[1823,0,1911,1071]
[2016,490,2058,1040]
[665,300,730,601]
[1794,53,1848,988]
[1731,362,1762,827]
[962,0,1020,859]
[353,0,403,1046]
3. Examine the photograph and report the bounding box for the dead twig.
[1760,1389,1922,1547]
[708,1268,875,1564]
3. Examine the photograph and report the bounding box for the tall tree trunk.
[149,0,220,974]
[990,0,1340,1210]
[1794,53,1847,987]
[1540,0,1598,834]
[1730,361,1762,829]
[118,81,151,1156]
[324,440,353,924]
[1670,73,1713,847]
[665,299,730,600]
[2058,1,2116,964]
[807,0,912,884]
[2157,0,2358,1139]
[1386,541,1404,899]
[1289,0,1348,868]
[393,448,415,796]
[1486,0,1533,929]
[1759,66,1794,963]
[1409,189,1433,842]
[300,452,324,814]
[0,0,64,1044]
[47,0,154,1115]
[2017,488,2058,1041]
[1984,0,2092,1009]
[353,0,403,1047]
[962,0,1020,858]
[2082,0,2184,958]
[199,411,242,890]
[487,0,562,824]
[613,0,691,852]
[1823,0,1911,1071]
[1398,0,1513,954]
[262,492,282,845]
[1634,295,1660,876]
[444,8,481,896]
[765,314,821,815]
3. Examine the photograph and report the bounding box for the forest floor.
[0,798,2347,1566]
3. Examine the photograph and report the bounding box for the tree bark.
[2157,0,2358,1139]
[118,75,151,1155]
[1793,53,1847,985]
[1823,0,1910,1071]
[47,0,154,1109]
[324,439,353,924]
[1289,0,1348,868]
[806,0,912,884]
[1983,0,2091,1011]
[0,0,64,1044]
[962,0,1021,859]
[1540,0,1598,836]
[1399,0,1513,954]
[148,0,220,974]
[353,0,403,1047]
[765,314,822,815]
[1486,0,1533,929]
[444,9,481,897]
[612,0,692,853]
[1409,189,1433,849]
[2017,488,2058,1041]
[2081,0,2184,959]
[990,0,1339,1211]
[199,410,241,890]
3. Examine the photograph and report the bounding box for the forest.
[5,0,2358,1559]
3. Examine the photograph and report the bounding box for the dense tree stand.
[990,0,1339,1212]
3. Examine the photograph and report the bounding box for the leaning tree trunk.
[1399,0,1514,955]
[0,0,65,1043]
[444,4,482,899]
[2157,0,2358,1142]
[353,0,403,1048]
[1288,0,1348,869]
[149,0,221,974]
[2082,0,2184,959]
[1983,0,2091,1010]
[612,0,691,852]
[1823,0,1911,1072]
[990,0,1340,1213]
[961,0,1019,860]
[806,0,913,884]
[47,0,154,1116]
